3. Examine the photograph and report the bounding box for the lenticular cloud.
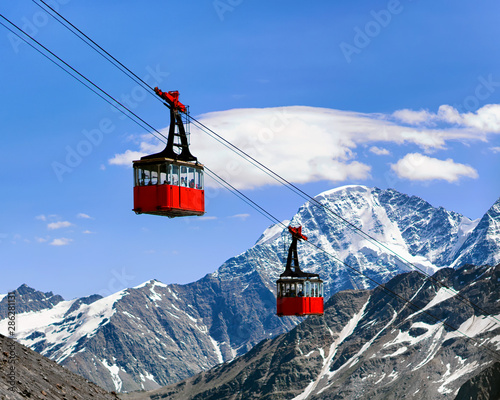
[109,104,499,189]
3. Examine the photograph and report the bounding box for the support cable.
[30,0,163,105]
[2,12,499,359]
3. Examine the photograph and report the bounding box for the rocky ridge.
[121,263,500,400]
[0,186,499,392]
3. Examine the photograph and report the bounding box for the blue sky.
[1,0,500,299]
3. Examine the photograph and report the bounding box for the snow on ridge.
[292,297,371,400]
[315,185,370,199]
[437,360,482,395]
[133,279,156,290]
[406,287,458,320]
[101,358,123,392]
[3,288,129,364]
[151,280,169,288]
[53,289,128,362]
[0,294,7,302]
[0,298,77,336]
[209,336,224,364]
[255,220,289,246]
[444,314,500,342]
[149,285,162,303]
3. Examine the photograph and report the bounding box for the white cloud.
[198,216,218,221]
[393,104,500,133]
[392,109,436,125]
[35,215,47,221]
[49,238,73,246]
[35,237,49,243]
[109,105,500,190]
[82,230,94,234]
[47,221,72,230]
[491,146,500,153]
[229,213,251,220]
[77,213,93,219]
[369,146,390,156]
[109,150,146,166]
[390,153,479,183]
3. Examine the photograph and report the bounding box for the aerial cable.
[0,14,169,146]
[204,166,283,227]
[30,0,164,106]
[308,239,500,363]
[206,168,500,362]
[18,1,487,311]
[7,6,498,327]
[2,16,499,363]
[26,0,491,312]
[188,116,500,325]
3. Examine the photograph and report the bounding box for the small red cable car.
[276,226,324,317]
[133,88,204,217]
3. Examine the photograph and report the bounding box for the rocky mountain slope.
[454,361,500,400]
[1,186,499,393]
[122,263,500,400]
[0,333,117,400]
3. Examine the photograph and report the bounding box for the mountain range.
[120,263,500,400]
[0,185,499,393]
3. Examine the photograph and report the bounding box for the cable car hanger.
[132,88,205,218]
[9,9,500,354]
[276,226,324,317]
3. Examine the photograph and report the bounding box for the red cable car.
[133,88,204,217]
[277,226,324,317]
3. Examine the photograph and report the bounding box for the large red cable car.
[133,88,204,217]
[276,226,324,317]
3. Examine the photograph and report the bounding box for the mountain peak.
[0,284,65,318]
[255,220,289,246]
[316,184,371,199]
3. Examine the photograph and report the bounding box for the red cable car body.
[133,88,205,218]
[276,226,324,317]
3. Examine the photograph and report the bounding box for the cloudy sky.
[1,1,499,299]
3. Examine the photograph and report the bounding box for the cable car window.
[188,167,195,188]
[180,166,188,187]
[195,169,203,189]
[151,168,158,185]
[160,163,169,185]
[319,282,324,297]
[141,169,151,186]
[297,283,304,297]
[134,168,140,187]
[304,281,311,297]
[169,164,179,186]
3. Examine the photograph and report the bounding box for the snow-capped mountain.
[1,185,498,392]
[128,263,500,400]
[450,196,500,268]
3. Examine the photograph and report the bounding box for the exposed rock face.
[122,263,500,400]
[450,197,500,269]
[0,284,65,319]
[0,333,117,400]
[454,362,500,400]
[0,186,499,393]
